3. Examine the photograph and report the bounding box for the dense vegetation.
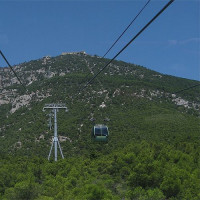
[0,141,200,199]
[0,54,200,199]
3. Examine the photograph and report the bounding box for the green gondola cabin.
[92,124,109,141]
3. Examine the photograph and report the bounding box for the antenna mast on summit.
[43,103,68,161]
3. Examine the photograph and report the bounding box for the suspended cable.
[103,0,151,58]
[0,50,27,92]
[82,0,151,82]
[0,50,36,121]
[77,0,175,96]
[174,83,200,94]
[75,0,152,126]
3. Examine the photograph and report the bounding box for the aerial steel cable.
[77,0,175,96]
[102,0,151,58]
[75,0,152,126]
[82,0,151,82]
[0,50,27,92]
[0,50,36,121]
[174,83,200,94]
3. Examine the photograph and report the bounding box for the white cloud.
[168,40,178,45]
[168,38,200,45]
[179,38,200,44]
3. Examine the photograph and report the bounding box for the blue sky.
[0,0,199,81]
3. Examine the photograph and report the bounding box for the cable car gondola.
[92,124,109,141]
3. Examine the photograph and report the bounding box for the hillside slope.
[0,52,199,156]
[0,53,199,199]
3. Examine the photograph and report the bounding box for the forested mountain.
[0,52,199,199]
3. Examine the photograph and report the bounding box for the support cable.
[0,50,36,121]
[0,50,27,92]
[82,0,151,81]
[77,0,175,96]
[174,83,200,94]
[102,0,151,58]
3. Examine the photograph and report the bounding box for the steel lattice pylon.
[43,104,68,161]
